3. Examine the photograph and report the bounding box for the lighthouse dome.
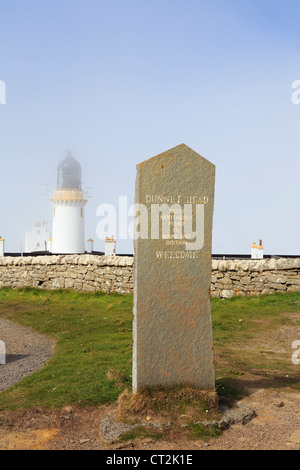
[57,154,82,189]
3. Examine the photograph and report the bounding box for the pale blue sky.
[0,0,299,254]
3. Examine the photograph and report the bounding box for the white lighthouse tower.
[51,153,87,254]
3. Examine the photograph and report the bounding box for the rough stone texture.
[201,404,256,430]
[0,255,134,294]
[100,414,136,443]
[210,258,300,299]
[0,255,299,299]
[132,144,215,392]
[100,414,164,443]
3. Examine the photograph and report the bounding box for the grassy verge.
[212,292,300,403]
[0,288,133,409]
[0,288,299,411]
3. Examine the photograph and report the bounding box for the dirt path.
[0,318,299,450]
[0,318,55,392]
[0,387,299,450]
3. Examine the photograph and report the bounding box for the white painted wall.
[0,239,4,257]
[87,239,94,253]
[52,202,86,254]
[105,240,116,256]
[251,247,264,259]
[47,239,52,252]
[25,223,51,252]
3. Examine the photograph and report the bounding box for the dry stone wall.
[0,255,134,294]
[211,258,300,298]
[0,255,299,298]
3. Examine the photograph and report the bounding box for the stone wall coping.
[0,254,134,267]
[0,255,298,271]
[212,258,300,272]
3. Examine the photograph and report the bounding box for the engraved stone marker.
[132,144,215,393]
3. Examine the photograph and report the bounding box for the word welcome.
[96,196,205,251]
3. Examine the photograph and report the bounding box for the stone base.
[118,385,218,421]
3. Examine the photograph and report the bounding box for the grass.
[117,385,220,442]
[212,292,299,344]
[211,292,300,402]
[0,288,299,411]
[186,422,222,441]
[119,426,164,442]
[0,288,133,409]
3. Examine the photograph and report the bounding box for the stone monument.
[132,144,215,393]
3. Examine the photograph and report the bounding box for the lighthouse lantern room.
[51,153,87,254]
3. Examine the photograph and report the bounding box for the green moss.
[119,426,164,442]
[187,422,222,440]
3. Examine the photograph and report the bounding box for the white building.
[251,240,264,259]
[105,236,116,256]
[51,153,87,254]
[25,221,51,253]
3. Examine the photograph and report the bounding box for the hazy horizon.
[0,0,299,255]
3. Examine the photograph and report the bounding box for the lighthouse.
[51,153,87,254]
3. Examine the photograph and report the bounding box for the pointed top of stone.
[137,144,215,170]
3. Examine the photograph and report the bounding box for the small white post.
[87,238,94,253]
[0,341,6,365]
[251,242,258,259]
[47,238,52,253]
[257,240,264,259]
[0,237,4,257]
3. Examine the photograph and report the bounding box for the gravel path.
[0,318,55,392]
[0,318,299,449]
[0,388,299,449]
